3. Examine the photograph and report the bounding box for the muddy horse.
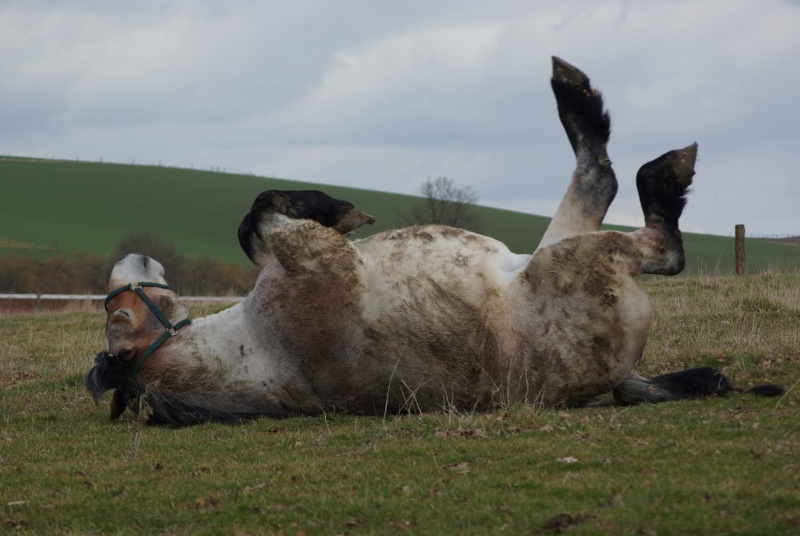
[86,57,782,425]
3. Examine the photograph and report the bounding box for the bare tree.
[406,176,482,231]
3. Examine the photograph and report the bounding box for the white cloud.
[2,0,800,237]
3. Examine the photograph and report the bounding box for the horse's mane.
[86,351,289,426]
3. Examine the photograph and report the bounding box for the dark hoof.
[550,57,611,155]
[638,143,697,193]
[664,143,698,189]
[331,207,376,235]
[238,190,375,265]
[552,56,590,87]
[248,190,374,233]
[636,143,697,234]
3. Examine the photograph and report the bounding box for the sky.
[2,0,799,237]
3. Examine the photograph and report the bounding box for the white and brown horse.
[86,58,782,425]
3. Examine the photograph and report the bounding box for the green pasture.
[1,272,799,534]
[1,157,798,276]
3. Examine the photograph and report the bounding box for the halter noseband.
[104,282,191,376]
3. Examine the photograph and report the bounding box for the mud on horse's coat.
[86,57,783,426]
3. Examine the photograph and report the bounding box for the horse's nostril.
[117,348,135,362]
[113,309,132,320]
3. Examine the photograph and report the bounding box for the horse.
[86,57,783,425]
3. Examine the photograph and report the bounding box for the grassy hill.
[1,157,797,275]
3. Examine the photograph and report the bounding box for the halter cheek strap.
[104,282,191,376]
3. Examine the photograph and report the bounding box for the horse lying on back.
[86,57,783,426]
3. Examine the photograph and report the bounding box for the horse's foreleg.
[613,368,785,404]
[536,57,617,252]
[613,369,734,404]
[238,190,374,268]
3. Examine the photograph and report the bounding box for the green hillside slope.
[1,157,797,275]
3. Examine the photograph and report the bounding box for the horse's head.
[86,253,190,419]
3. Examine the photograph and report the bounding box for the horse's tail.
[613,367,785,405]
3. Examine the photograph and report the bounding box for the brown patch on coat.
[361,274,502,412]
[517,232,644,405]
[253,220,370,403]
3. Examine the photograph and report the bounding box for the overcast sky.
[2,0,798,236]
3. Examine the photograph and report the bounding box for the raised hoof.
[636,143,697,227]
[552,56,590,87]
[238,190,374,266]
[550,57,611,157]
[331,207,376,235]
[639,142,697,190]
[662,142,698,190]
[249,190,374,233]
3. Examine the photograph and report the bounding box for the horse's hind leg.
[631,143,697,275]
[537,57,617,251]
[611,142,736,404]
[615,164,787,401]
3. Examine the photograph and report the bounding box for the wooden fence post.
[735,224,745,276]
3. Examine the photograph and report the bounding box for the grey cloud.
[1,0,799,237]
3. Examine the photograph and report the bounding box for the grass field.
[1,272,798,534]
[1,157,798,276]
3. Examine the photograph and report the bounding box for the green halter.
[104,282,191,376]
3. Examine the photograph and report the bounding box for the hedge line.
[0,232,259,296]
